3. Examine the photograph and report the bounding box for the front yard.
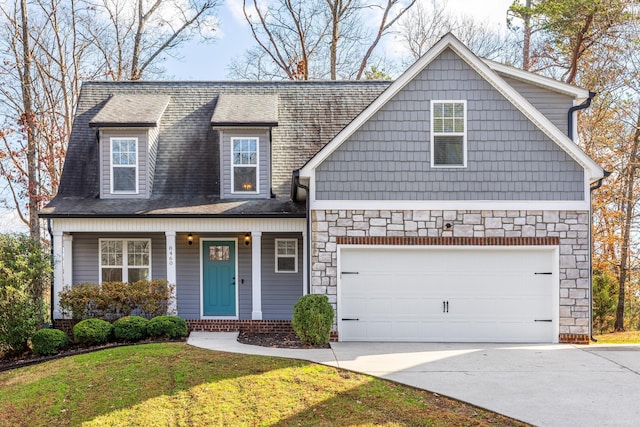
[0,342,525,426]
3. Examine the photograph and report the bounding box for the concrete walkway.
[188,332,640,427]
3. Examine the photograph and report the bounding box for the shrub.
[59,279,174,320]
[146,316,188,339]
[73,318,113,346]
[292,294,334,346]
[0,234,50,354]
[113,316,149,342]
[31,328,69,356]
[593,271,618,334]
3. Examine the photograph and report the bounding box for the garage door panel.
[339,248,555,342]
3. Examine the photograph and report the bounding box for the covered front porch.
[49,217,307,321]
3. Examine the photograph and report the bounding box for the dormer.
[211,94,278,199]
[90,94,170,199]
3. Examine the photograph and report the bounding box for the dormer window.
[232,137,259,193]
[111,137,138,193]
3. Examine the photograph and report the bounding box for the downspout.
[568,91,596,140]
[589,171,611,343]
[47,218,54,326]
[292,170,311,294]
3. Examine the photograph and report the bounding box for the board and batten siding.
[175,233,253,319]
[261,233,303,320]
[220,129,271,199]
[500,75,574,135]
[315,48,585,202]
[71,233,166,284]
[99,129,150,199]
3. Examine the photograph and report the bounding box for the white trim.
[336,244,559,343]
[52,231,64,319]
[309,199,591,212]
[251,231,262,320]
[299,33,603,184]
[110,137,139,195]
[62,234,73,292]
[48,217,305,234]
[165,232,177,315]
[199,238,239,320]
[98,238,152,283]
[484,59,591,100]
[302,228,308,295]
[230,137,260,195]
[430,100,467,168]
[275,238,298,273]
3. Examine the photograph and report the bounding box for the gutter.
[292,170,311,294]
[568,91,596,140]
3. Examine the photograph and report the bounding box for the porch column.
[52,230,63,319]
[62,234,73,292]
[251,231,262,320]
[165,232,177,315]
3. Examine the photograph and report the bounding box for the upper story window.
[231,137,259,193]
[431,101,466,168]
[99,239,151,283]
[111,137,138,193]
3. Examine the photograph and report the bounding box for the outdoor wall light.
[244,233,251,246]
[187,233,194,245]
[445,223,453,229]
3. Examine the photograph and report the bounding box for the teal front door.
[202,240,236,316]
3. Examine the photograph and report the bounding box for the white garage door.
[339,247,556,343]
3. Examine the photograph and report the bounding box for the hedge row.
[30,316,188,356]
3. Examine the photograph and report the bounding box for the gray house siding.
[71,233,166,284]
[261,233,303,320]
[500,75,573,135]
[175,233,253,319]
[148,126,160,194]
[100,129,150,199]
[315,48,585,201]
[220,129,271,199]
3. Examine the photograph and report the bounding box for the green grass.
[0,343,525,427]
[594,330,640,344]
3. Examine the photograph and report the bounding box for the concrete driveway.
[188,333,640,426]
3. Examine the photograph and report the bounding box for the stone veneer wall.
[311,209,591,343]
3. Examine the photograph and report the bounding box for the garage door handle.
[443,301,449,313]
[535,272,553,275]
[535,319,552,322]
[342,318,359,321]
[342,271,359,275]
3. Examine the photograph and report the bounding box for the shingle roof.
[211,94,278,126]
[42,80,389,217]
[89,94,171,127]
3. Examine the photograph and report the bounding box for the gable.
[314,48,585,202]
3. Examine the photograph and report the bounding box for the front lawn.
[0,342,525,426]
[594,330,640,344]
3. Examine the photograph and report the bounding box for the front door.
[202,240,236,316]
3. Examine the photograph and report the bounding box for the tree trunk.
[522,0,531,70]
[614,107,640,331]
[19,0,40,240]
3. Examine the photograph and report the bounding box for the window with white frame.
[100,239,150,283]
[431,101,466,167]
[275,239,297,273]
[232,137,258,193]
[111,138,138,193]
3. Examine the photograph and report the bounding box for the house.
[41,33,604,344]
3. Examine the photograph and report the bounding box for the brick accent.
[336,236,560,246]
[559,334,590,345]
[186,320,294,334]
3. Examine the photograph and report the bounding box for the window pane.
[433,118,443,133]
[102,268,123,282]
[454,103,464,117]
[277,257,296,272]
[434,135,464,165]
[128,268,149,282]
[233,167,257,192]
[454,118,464,132]
[433,103,443,118]
[209,246,230,261]
[112,140,136,165]
[113,167,136,192]
[128,240,150,266]
[443,118,454,132]
[101,240,122,266]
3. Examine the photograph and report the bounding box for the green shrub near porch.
[146,316,188,339]
[31,328,69,355]
[59,279,174,320]
[73,318,112,346]
[292,294,334,345]
[113,316,149,342]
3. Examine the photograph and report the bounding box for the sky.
[164,0,515,80]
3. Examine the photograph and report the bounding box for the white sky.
[164,0,515,80]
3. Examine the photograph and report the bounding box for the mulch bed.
[237,331,330,349]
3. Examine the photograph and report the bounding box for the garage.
[338,247,557,343]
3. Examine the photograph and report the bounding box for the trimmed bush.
[59,279,174,320]
[73,318,113,346]
[146,316,188,339]
[31,328,69,356]
[113,316,149,342]
[292,294,334,345]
